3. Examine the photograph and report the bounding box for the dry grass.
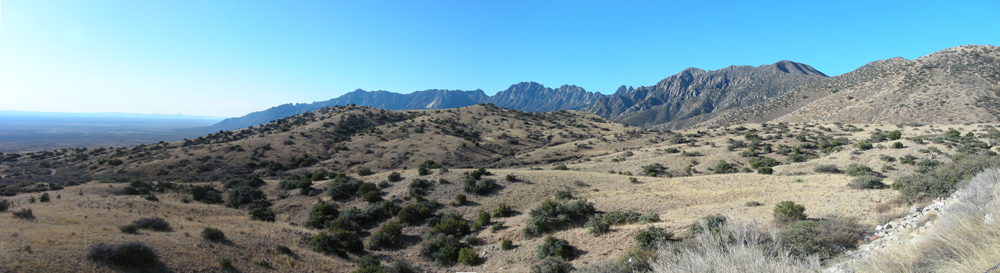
[852,168,1000,272]
[651,217,822,273]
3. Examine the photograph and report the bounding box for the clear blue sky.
[1,1,997,117]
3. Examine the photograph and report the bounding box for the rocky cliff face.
[486,82,605,112]
[586,60,829,129]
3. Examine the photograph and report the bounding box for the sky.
[1,1,998,118]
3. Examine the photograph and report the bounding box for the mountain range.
[213,45,1000,131]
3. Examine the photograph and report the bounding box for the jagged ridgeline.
[0,104,622,185]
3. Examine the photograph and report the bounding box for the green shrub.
[457,247,479,265]
[501,239,513,250]
[357,168,374,176]
[856,141,873,151]
[780,218,867,260]
[773,201,807,223]
[432,215,470,236]
[133,217,171,231]
[493,203,513,217]
[339,205,389,229]
[389,259,421,273]
[418,166,430,176]
[586,216,610,235]
[473,209,491,229]
[757,167,773,174]
[454,194,466,205]
[881,155,896,162]
[304,202,340,229]
[888,130,902,140]
[900,154,917,165]
[408,179,434,196]
[387,172,402,182]
[0,198,9,212]
[354,254,382,273]
[634,226,673,250]
[553,165,569,170]
[326,176,364,200]
[420,234,465,266]
[86,241,158,267]
[524,198,596,238]
[39,193,50,202]
[603,210,642,225]
[895,154,1000,202]
[713,161,739,174]
[531,257,573,273]
[846,164,874,177]
[850,175,887,189]
[536,236,574,259]
[202,227,225,242]
[310,229,364,257]
[688,214,727,235]
[368,221,403,250]
[463,178,497,195]
[505,174,517,182]
[397,201,437,225]
[227,186,266,207]
[892,142,904,149]
[749,157,780,168]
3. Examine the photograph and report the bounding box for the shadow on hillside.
[101,261,174,273]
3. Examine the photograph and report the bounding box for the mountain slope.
[703,45,1000,126]
[586,60,829,129]
[486,82,605,112]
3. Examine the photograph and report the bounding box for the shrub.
[491,222,504,232]
[634,226,673,250]
[39,193,50,202]
[757,167,773,174]
[688,214,727,235]
[408,179,435,196]
[454,194,466,205]
[524,198,596,238]
[493,203,513,217]
[773,201,807,223]
[537,236,574,259]
[418,166,430,176]
[780,218,867,260]
[397,201,437,225]
[463,178,497,195]
[749,157,780,168]
[133,217,171,231]
[357,168,374,176]
[0,198,9,212]
[888,130,902,140]
[420,234,465,266]
[531,257,573,273]
[713,161,739,174]
[355,254,382,273]
[387,172,402,182]
[86,241,158,267]
[227,186,266,207]
[640,212,661,224]
[881,155,896,162]
[390,259,421,273]
[813,164,840,173]
[900,154,917,164]
[12,208,33,219]
[892,142,904,149]
[275,245,294,256]
[895,154,1000,202]
[586,216,610,235]
[202,228,225,242]
[846,164,874,177]
[856,141,873,151]
[369,221,403,250]
[191,185,223,204]
[326,176,364,200]
[501,239,513,250]
[603,210,642,225]
[505,174,517,182]
[304,202,340,229]
[851,175,887,189]
[339,205,389,229]
[553,165,569,170]
[310,229,364,257]
[472,209,491,229]
[457,247,479,265]
[432,215,470,236]
[554,190,574,200]
[119,224,139,234]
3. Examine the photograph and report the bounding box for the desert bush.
[472,209,491,229]
[713,161,740,174]
[895,154,1000,202]
[688,214,727,235]
[602,210,642,225]
[304,202,340,229]
[389,259,421,273]
[397,201,437,225]
[745,201,763,207]
[850,175,887,189]
[856,141,873,151]
[493,203,513,217]
[133,217,171,231]
[463,178,497,195]
[227,186,265,207]
[119,224,139,234]
[39,193,50,202]
[408,179,434,196]
[846,163,875,177]
[387,172,402,182]
[457,247,479,265]
[900,154,917,165]
[780,218,867,260]
[86,241,158,267]
[355,254,382,273]
[326,176,363,200]
[537,236,574,259]
[368,221,403,250]
[357,168,374,176]
[505,174,517,182]
[501,239,513,250]
[310,229,363,257]
[586,216,610,235]
[190,185,223,204]
[12,208,33,219]
[758,167,773,174]
[524,198,596,238]
[418,166,430,176]
[0,198,9,212]
[634,226,673,250]
[531,257,573,273]
[749,157,780,168]
[553,165,569,170]
[814,164,840,173]
[339,205,389,228]
[420,234,466,266]
[202,228,225,242]
[881,155,896,162]
[888,130,902,140]
[432,214,470,236]
[773,201,807,223]
[891,142,904,149]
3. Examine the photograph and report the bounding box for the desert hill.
[703,45,1000,127]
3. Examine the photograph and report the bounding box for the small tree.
[457,247,479,266]
[887,130,902,140]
